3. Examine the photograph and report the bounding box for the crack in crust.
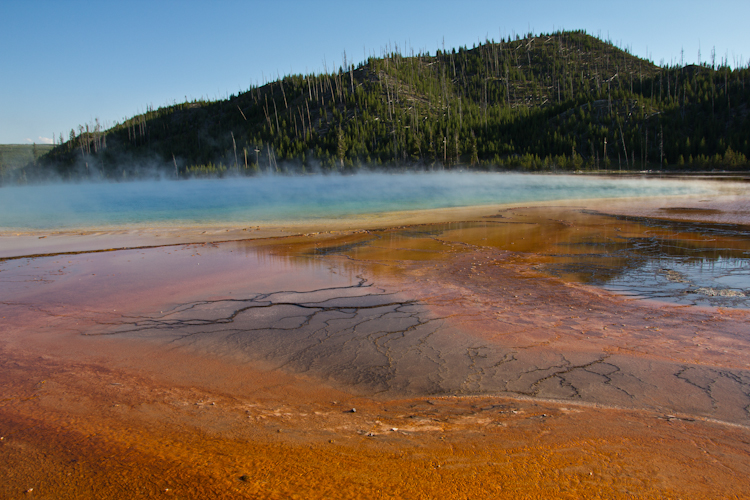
[74,277,750,425]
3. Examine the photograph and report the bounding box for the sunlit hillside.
[19,30,750,182]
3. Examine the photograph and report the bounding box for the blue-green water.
[0,172,714,230]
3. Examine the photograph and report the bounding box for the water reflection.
[298,207,750,308]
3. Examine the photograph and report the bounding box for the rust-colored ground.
[4,348,750,500]
[2,198,750,499]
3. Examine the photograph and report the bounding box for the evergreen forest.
[12,30,750,182]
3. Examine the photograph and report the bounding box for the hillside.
[0,144,54,182]
[17,30,750,181]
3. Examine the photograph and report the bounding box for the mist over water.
[0,172,714,230]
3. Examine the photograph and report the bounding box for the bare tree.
[659,124,664,167]
[231,132,238,171]
[278,73,288,109]
[618,123,629,168]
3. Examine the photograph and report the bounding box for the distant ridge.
[12,30,750,182]
[0,144,53,183]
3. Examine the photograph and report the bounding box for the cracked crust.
[2,203,750,497]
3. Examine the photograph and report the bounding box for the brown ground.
[2,194,750,499]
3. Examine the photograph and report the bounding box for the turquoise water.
[0,172,713,230]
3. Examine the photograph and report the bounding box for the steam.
[0,172,725,231]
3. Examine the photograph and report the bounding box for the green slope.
[25,30,750,181]
[0,144,54,180]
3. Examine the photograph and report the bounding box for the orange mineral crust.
[2,202,750,498]
[2,343,750,500]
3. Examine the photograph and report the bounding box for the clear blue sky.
[1,0,748,145]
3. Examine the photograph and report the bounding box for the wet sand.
[2,193,750,498]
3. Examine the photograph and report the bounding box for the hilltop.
[15,30,750,182]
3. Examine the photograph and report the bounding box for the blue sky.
[1,0,748,145]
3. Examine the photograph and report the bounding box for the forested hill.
[19,30,750,181]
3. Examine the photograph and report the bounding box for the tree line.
[18,30,750,182]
